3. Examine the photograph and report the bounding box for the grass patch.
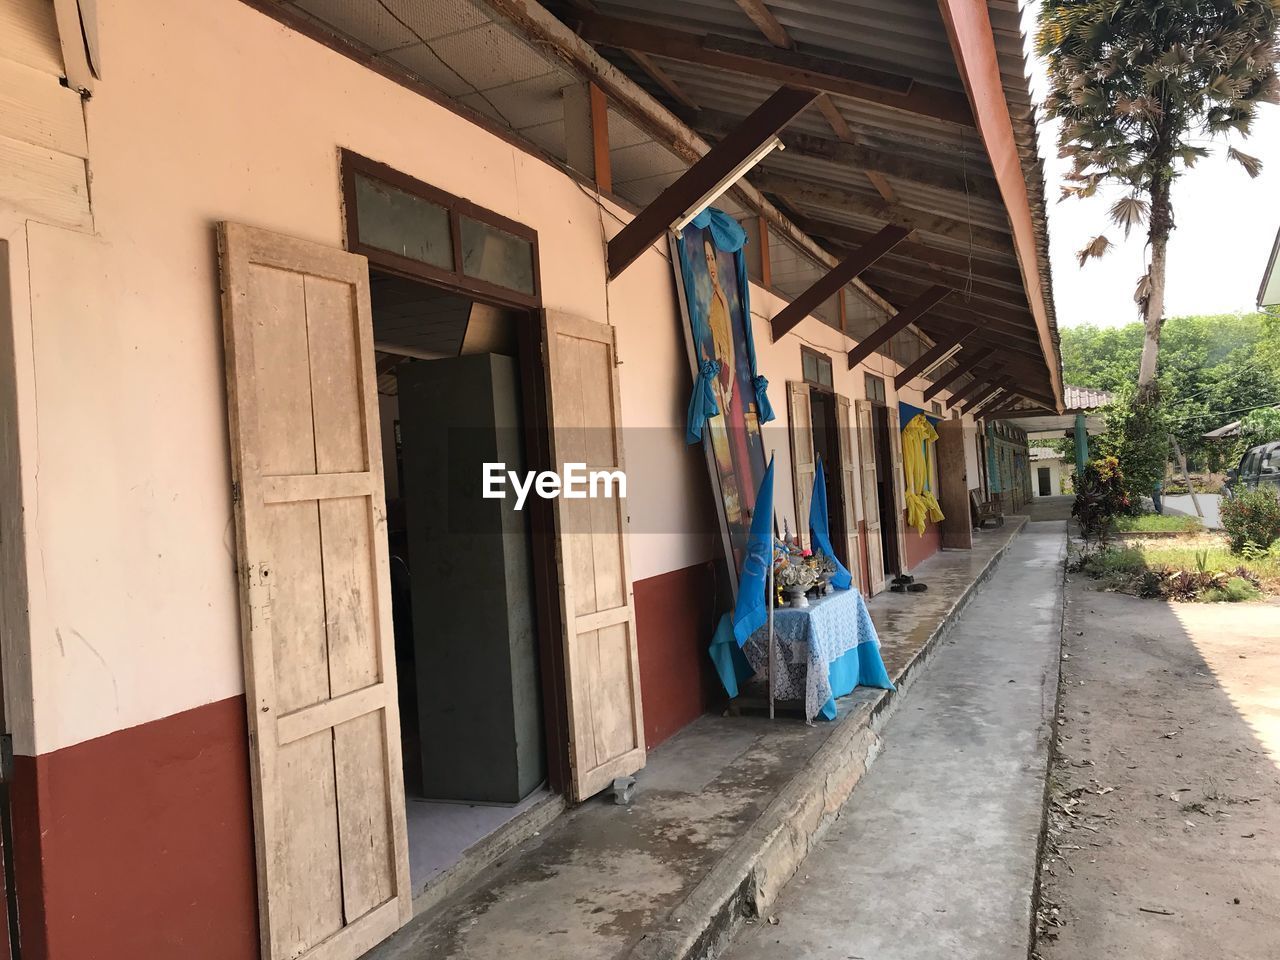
[1112,513,1202,533]
[1070,536,1278,602]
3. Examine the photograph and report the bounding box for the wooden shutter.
[543,311,645,801]
[855,400,885,595]
[787,381,816,549]
[834,394,862,592]
[219,222,411,960]
[887,405,910,575]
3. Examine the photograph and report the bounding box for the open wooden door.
[887,405,910,575]
[219,222,411,960]
[542,311,645,801]
[834,395,863,592]
[936,418,973,549]
[787,381,816,549]
[855,400,885,595]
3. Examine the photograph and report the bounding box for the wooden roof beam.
[946,371,1003,409]
[893,330,974,390]
[962,377,1017,415]
[752,173,1010,252]
[867,277,1035,331]
[694,111,1000,202]
[861,263,1028,311]
[606,85,817,278]
[795,215,1024,287]
[733,0,793,49]
[575,13,974,126]
[770,223,912,339]
[846,285,951,369]
[921,347,994,401]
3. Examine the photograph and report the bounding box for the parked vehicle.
[1225,440,1280,496]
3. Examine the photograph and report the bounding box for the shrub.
[1071,456,1130,540]
[1201,577,1262,603]
[1221,486,1280,555]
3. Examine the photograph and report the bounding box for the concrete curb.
[627,517,1030,960]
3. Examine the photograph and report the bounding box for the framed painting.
[670,210,772,594]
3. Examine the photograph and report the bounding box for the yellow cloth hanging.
[901,413,945,535]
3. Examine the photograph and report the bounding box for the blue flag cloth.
[677,208,775,444]
[810,458,853,590]
[732,456,776,646]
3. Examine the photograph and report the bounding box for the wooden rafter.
[752,173,1010,251]
[575,13,974,126]
[695,110,1000,202]
[607,85,817,278]
[846,285,950,369]
[795,215,1024,287]
[626,49,700,110]
[770,223,912,340]
[922,349,993,401]
[865,277,1036,329]
[961,376,1016,414]
[733,0,793,49]
[893,330,971,390]
[860,262,1028,310]
[945,372,1002,408]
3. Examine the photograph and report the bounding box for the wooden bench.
[970,489,1005,529]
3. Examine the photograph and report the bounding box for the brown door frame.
[870,404,901,577]
[799,347,853,565]
[340,152,571,797]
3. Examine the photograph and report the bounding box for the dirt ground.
[1035,577,1280,959]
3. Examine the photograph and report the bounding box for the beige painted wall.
[4,0,964,754]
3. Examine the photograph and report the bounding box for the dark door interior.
[809,389,848,566]
[1038,466,1051,496]
[872,405,900,576]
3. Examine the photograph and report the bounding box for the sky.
[1019,2,1280,330]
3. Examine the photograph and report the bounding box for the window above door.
[342,150,540,307]
[801,346,834,390]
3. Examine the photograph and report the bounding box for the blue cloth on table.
[741,587,893,721]
[809,458,852,590]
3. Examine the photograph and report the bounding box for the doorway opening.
[342,150,570,910]
[371,268,562,902]
[1037,465,1052,497]
[808,389,849,568]
[872,406,901,578]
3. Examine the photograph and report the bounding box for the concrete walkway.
[367,521,1029,960]
[722,522,1066,960]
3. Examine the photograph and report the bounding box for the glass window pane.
[354,173,452,270]
[802,352,818,383]
[460,216,535,295]
[817,356,833,389]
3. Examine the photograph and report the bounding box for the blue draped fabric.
[809,458,852,590]
[679,208,774,444]
[709,457,775,696]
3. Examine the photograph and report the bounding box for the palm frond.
[1227,145,1263,178]
[1077,234,1113,267]
[1134,272,1153,306]
[1108,195,1151,237]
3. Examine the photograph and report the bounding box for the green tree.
[1037,1,1279,399]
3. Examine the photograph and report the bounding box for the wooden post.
[1170,435,1203,518]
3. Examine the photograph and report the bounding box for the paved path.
[1162,492,1221,529]
[723,522,1066,960]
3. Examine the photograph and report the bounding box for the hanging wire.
[961,129,975,302]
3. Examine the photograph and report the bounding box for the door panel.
[855,400,885,595]
[219,222,411,960]
[887,405,909,575]
[835,394,862,592]
[543,311,645,801]
[787,381,815,549]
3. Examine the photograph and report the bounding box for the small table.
[742,587,894,721]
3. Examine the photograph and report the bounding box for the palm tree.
[1038,0,1279,401]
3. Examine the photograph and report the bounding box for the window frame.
[341,149,542,309]
[800,345,834,391]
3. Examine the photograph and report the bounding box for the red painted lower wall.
[634,561,721,749]
[10,697,259,960]
[903,517,941,571]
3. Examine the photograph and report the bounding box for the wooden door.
[543,311,645,801]
[219,222,411,960]
[835,395,863,591]
[887,405,910,575]
[855,400,885,595]
[937,418,973,549]
[787,381,815,550]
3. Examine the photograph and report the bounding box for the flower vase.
[786,587,809,609]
